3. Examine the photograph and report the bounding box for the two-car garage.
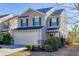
[12,26,45,45]
[13,30,40,45]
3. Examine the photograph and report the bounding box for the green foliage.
[46,36,59,51]
[44,45,53,52]
[46,36,65,52]
[26,45,33,50]
[31,45,41,51]
[26,45,41,51]
[2,33,12,45]
[70,25,79,43]
[26,36,65,52]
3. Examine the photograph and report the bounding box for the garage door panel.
[13,31,39,45]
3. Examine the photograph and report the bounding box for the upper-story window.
[50,18,59,26]
[33,17,41,26]
[21,18,28,27]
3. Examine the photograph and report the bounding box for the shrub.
[47,36,59,51]
[26,45,33,50]
[2,33,12,45]
[31,45,41,51]
[44,45,53,52]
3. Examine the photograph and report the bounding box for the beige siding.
[9,17,19,30]
[21,8,35,16]
[0,21,9,31]
[29,12,45,26]
[59,10,68,38]
[46,17,60,28]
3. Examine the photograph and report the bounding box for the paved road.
[31,47,79,56]
[0,45,26,56]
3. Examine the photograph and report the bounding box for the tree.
[70,25,79,42]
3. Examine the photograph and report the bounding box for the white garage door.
[13,31,39,45]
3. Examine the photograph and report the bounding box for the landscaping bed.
[26,36,65,52]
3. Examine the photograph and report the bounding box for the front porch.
[46,31,60,38]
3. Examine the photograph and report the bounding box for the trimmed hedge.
[2,33,12,45]
[43,45,53,52]
[26,45,32,50]
[32,45,41,51]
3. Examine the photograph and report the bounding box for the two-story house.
[0,7,68,46]
[0,14,18,41]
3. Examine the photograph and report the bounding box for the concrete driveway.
[0,45,27,56]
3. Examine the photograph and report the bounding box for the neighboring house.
[0,7,68,46]
[0,14,18,41]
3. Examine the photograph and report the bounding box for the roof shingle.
[47,28,59,30]
[14,26,44,30]
[50,9,64,16]
[0,14,9,18]
[37,7,53,13]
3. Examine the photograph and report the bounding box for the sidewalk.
[0,45,27,56]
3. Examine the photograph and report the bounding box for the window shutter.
[57,18,59,26]
[26,19,28,26]
[33,18,35,26]
[50,19,52,26]
[21,19,23,26]
[39,17,41,25]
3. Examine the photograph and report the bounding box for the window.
[50,18,59,26]
[21,19,28,27]
[49,33,55,38]
[33,17,41,26]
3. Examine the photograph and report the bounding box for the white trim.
[21,8,46,17]
[0,14,15,24]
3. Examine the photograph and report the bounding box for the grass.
[68,43,79,49]
[7,50,31,56]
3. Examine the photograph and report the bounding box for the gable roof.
[50,9,64,16]
[0,14,9,18]
[37,7,53,13]
[21,8,45,17]
[17,16,29,18]
[14,26,44,30]
[0,14,15,24]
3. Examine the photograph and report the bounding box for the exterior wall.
[47,31,60,37]
[0,23,3,31]
[20,8,55,27]
[29,12,45,26]
[0,17,19,32]
[21,8,35,16]
[46,16,60,28]
[18,13,45,27]
[39,28,46,45]
[0,21,9,31]
[9,17,19,30]
[45,8,54,26]
[59,10,68,38]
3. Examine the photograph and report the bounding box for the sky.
[0,3,54,15]
[0,3,78,31]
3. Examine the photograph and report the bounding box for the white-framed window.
[50,18,59,26]
[21,18,28,27]
[34,17,39,26]
[33,16,41,26]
